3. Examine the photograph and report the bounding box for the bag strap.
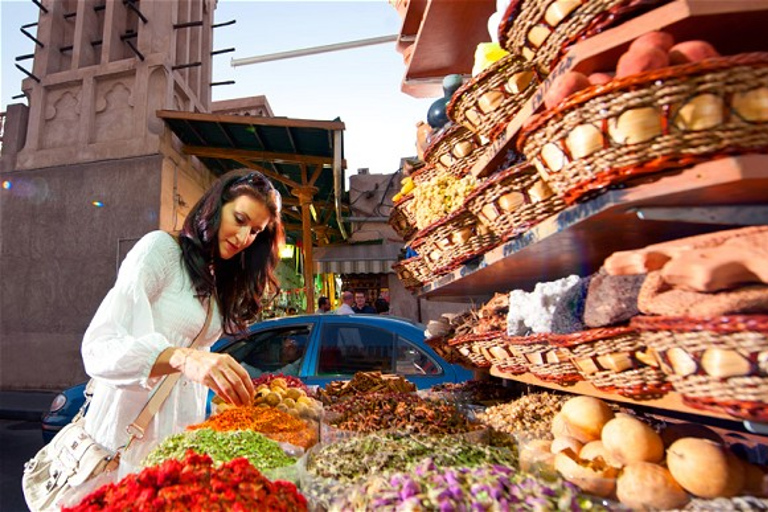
[124,297,215,442]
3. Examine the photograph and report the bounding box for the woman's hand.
[170,348,255,406]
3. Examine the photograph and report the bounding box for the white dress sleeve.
[81,231,178,390]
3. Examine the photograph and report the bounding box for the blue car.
[42,314,473,442]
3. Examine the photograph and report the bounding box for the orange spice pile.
[188,406,318,449]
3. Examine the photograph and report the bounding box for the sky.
[0,0,436,176]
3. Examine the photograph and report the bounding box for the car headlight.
[48,393,67,413]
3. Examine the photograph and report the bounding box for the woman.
[80,169,284,469]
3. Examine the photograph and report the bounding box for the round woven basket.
[519,52,768,204]
[550,327,671,399]
[466,163,565,241]
[498,0,667,75]
[392,254,428,290]
[506,333,583,385]
[448,331,527,371]
[410,163,442,187]
[632,315,768,421]
[447,53,540,141]
[415,207,499,274]
[388,194,417,240]
[423,124,486,176]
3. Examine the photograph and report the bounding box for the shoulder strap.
[125,298,215,442]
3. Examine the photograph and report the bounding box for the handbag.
[22,299,214,512]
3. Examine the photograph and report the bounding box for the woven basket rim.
[392,193,414,207]
[496,0,525,51]
[465,162,535,203]
[631,315,768,334]
[446,53,531,119]
[447,330,507,347]
[410,203,475,243]
[549,326,637,347]
[410,163,438,183]
[519,52,768,144]
[422,123,478,162]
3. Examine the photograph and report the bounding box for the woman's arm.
[151,346,255,406]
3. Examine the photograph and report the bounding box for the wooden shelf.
[419,154,768,300]
[468,0,768,179]
[400,0,496,98]
[489,366,741,422]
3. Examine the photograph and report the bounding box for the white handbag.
[22,300,213,511]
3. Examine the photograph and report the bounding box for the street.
[0,419,44,512]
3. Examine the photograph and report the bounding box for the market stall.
[388,0,768,509]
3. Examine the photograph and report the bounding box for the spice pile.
[253,379,323,421]
[65,451,306,512]
[477,392,569,438]
[189,406,318,449]
[307,432,517,483]
[327,392,480,435]
[318,372,416,405]
[428,379,521,404]
[251,374,311,395]
[330,459,614,511]
[142,429,296,471]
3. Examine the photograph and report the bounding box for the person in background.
[286,306,298,316]
[353,290,376,314]
[243,337,303,378]
[79,169,283,471]
[374,297,390,315]
[335,290,356,315]
[316,296,331,314]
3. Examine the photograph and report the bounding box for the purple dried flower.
[400,478,420,499]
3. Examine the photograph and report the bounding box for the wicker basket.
[447,53,540,141]
[519,53,768,204]
[550,327,671,399]
[448,331,528,371]
[506,333,583,385]
[423,124,486,176]
[466,163,566,241]
[415,207,499,274]
[410,163,441,187]
[392,254,428,290]
[632,315,768,421]
[498,0,669,75]
[447,333,494,369]
[388,194,417,240]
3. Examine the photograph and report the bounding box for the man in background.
[335,290,356,315]
[316,296,331,314]
[353,290,376,314]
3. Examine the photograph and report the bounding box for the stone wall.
[0,156,164,390]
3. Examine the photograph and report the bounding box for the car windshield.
[226,326,311,378]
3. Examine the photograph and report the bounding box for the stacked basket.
[447,53,541,142]
[518,53,768,204]
[552,327,671,400]
[466,163,565,242]
[498,0,670,74]
[632,315,768,421]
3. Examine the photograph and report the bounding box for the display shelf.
[469,0,768,179]
[491,366,768,441]
[419,154,768,301]
[400,0,496,98]
[490,365,740,421]
[396,0,427,53]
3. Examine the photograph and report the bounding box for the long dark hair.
[179,169,284,335]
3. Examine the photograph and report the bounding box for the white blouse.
[81,230,222,468]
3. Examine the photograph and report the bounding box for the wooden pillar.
[292,186,318,313]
